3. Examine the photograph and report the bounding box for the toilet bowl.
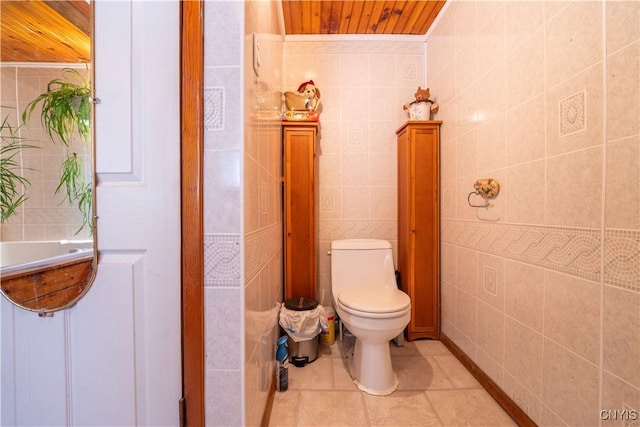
[330,239,411,395]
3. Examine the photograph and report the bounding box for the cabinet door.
[410,126,440,338]
[396,121,441,341]
[284,125,316,299]
[397,129,411,298]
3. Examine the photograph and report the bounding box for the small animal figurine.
[284,80,321,111]
[403,86,439,120]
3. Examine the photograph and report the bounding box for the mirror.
[0,0,96,315]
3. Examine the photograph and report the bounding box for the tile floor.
[268,338,517,427]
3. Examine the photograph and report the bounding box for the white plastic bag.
[279,303,328,342]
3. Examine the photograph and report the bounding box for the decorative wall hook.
[467,178,500,208]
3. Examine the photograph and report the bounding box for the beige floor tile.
[389,341,423,358]
[297,390,368,427]
[426,389,517,426]
[363,391,443,426]
[413,339,452,356]
[270,390,301,427]
[394,355,455,390]
[333,357,359,390]
[318,341,343,358]
[288,356,335,390]
[432,354,482,388]
[268,340,515,427]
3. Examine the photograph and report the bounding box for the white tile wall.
[203,1,245,426]
[429,1,640,424]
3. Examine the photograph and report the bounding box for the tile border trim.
[204,233,241,287]
[442,220,639,293]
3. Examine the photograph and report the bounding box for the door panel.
[69,259,138,425]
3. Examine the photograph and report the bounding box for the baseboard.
[440,333,537,427]
[260,379,276,427]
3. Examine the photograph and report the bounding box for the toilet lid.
[338,286,410,313]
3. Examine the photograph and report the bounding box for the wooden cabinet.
[283,122,318,300]
[396,121,441,340]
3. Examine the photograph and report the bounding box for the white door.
[1,1,182,425]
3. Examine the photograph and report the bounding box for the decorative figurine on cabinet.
[283,80,321,121]
[402,86,439,120]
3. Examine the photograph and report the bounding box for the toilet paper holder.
[467,178,500,208]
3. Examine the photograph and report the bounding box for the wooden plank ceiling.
[1,0,444,64]
[1,0,91,63]
[281,0,446,35]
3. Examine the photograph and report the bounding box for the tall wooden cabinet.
[396,121,441,340]
[283,121,318,300]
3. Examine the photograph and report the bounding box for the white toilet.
[330,239,411,395]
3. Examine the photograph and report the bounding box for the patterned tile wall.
[559,90,586,137]
[203,1,245,426]
[443,220,640,293]
[244,224,281,283]
[243,2,285,426]
[318,219,397,242]
[204,234,241,287]
[442,220,602,283]
[428,1,640,425]
[204,87,225,131]
[284,39,426,306]
[605,229,640,292]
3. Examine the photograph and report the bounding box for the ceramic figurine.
[403,86,439,120]
[284,80,321,111]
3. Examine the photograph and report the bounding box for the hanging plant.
[56,152,93,234]
[0,113,36,223]
[22,68,91,146]
[21,68,93,234]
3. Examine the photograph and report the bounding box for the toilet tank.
[330,239,397,298]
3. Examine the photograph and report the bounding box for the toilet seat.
[338,285,410,317]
